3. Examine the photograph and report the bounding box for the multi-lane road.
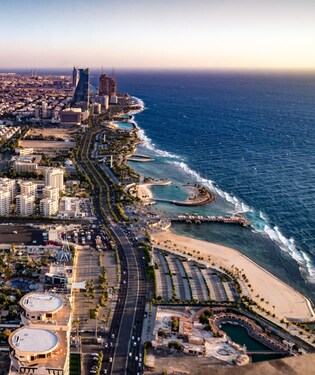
[78,129,147,374]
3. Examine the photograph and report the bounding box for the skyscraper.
[72,68,90,110]
[99,73,116,97]
[72,66,79,88]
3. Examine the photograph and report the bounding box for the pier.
[171,214,251,227]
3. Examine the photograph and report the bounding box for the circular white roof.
[11,328,58,353]
[21,293,63,312]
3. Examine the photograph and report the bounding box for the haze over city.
[1,0,315,71]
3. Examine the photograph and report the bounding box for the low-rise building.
[9,292,71,375]
[60,108,82,125]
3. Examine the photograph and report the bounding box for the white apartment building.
[15,147,34,156]
[14,160,38,172]
[0,190,11,215]
[42,185,59,201]
[44,167,64,191]
[0,177,16,200]
[19,180,37,196]
[40,198,59,216]
[16,194,35,216]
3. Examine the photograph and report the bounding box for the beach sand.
[137,183,153,202]
[152,229,315,322]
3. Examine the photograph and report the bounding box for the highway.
[78,128,147,374]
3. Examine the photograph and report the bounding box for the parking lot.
[71,246,118,374]
[153,249,238,303]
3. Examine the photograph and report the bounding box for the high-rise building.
[16,194,35,216]
[40,198,59,216]
[0,190,11,215]
[0,178,16,200]
[72,66,79,88]
[42,185,59,201]
[72,68,90,110]
[44,168,64,191]
[99,73,117,97]
[19,181,37,197]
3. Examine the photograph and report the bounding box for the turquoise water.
[119,72,315,304]
[220,324,286,363]
[114,121,134,130]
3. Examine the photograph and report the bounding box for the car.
[90,371,97,374]
[129,352,132,357]
[131,336,134,340]
[133,342,137,346]
[104,342,108,348]
[135,356,138,361]
[137,337,140,342]
[111,333,114,338]
[103,370,107,374]
[92,353,99,357]
[109,357,112,363]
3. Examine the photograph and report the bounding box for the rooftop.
[21,293,63,313]
[10,327,58,353]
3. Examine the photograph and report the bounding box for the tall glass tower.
[72,68,90,110]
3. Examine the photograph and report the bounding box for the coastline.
[151,228,315,322]
[124,95,315,325]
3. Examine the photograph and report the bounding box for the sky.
[0,0,315,71]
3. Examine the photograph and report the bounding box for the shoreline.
[123,95,315,324]
[151,228,315,323]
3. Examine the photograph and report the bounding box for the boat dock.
[171,214,251,227]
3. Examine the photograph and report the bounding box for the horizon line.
[1,67,315,75]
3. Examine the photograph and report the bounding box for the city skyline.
[1,0,315,71]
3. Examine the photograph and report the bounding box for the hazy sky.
[1,0,314,70]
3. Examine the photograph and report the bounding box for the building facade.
[44,168,64,192]
[72,68,90,110]
[0,190,11,215]
[15,194,35,216]
[9,292,71,375]
[19,181,37,197]
[99,73,116,97]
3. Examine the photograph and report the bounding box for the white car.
[109,357,112,363]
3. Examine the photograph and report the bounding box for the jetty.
[127,153,154,162]
[171,214,251,227]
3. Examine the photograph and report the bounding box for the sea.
[98,70,315,304]
[13,69,315,304]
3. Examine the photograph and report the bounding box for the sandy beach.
[151,229,315,322]
[138,183,154,202]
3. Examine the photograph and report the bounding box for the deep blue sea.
[107,71,315,303]
[18,69,315,303]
